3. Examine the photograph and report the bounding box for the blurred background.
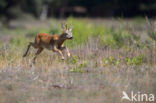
[0,0,156,51]
[0,0,156,25]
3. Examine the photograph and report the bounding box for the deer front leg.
[60,46,71,57]
[64,47,71,57]
[53,46,65,60]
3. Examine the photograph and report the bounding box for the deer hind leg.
[23,42,38,57]
[32,48,43,64]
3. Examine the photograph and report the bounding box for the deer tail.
[35,34,41,45]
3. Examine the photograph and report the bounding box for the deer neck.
[58,33,67,45]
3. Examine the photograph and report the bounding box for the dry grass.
[0,39,156,103]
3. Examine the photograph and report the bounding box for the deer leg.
[53,46,65,60]
[65,47,70,57]
[60,46,70,57]
[23,42,38,57]
[32,48,43,64]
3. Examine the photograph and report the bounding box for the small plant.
[114,59,119,66]
[103,58,109,66]
[71,55,77,64]
[108,56,114,63]
[126,54,145,66]
[70,67,83,73]
[103,56,119,66]
[70,61,88,73]
[70,64,83,73]
[67,55,78,64]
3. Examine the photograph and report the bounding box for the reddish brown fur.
[35,33,66,48]
[23,30,72,64]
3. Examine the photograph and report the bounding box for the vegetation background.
[0,0,156,103]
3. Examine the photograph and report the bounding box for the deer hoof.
[67,53,71,57]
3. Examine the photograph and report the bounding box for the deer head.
[61,23,73,40]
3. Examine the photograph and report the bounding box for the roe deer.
[23,23,73,64]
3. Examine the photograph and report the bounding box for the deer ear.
[69,24,72,31]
